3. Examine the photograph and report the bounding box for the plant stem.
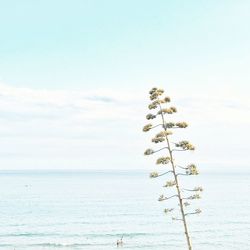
[158,102,192,250]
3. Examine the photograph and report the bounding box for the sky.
[0,0,250,170]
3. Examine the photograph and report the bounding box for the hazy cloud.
[0,83,249,170]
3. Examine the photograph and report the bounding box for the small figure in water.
[116,236,124,247]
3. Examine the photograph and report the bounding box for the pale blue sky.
[0,0,249,89]
[0,1,249,170]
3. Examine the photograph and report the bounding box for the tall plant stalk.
[143,87,202,250]
[158,101,192,249]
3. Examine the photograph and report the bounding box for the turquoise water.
[0,170,249,249]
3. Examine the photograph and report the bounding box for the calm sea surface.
[0,170,249,250]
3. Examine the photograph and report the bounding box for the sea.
[0,169,249,250]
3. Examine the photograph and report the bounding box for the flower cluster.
[176,122,188,128]
[156,131,173,138]
[148,97,171,110]
[193,186,203,192]
[187,194,201,200]
[146,113,156,120]
[164,96,171,103]
[143,124,153,132]
[158,106,177,115]
[149,87,158,94]
[164,180,176,187]
[156,157,171,165]
[186,164,199,175]
[148,101,158,110]
[163,122,175,128]
[149,88,164,100]
[195,209,202,214]
[158,194,165,201]
[175,141,195,151]
[150,171,159,178]
[144,148,154,155]
[152,137,165,143]
[162,122,188,129]
[164,208,174,214]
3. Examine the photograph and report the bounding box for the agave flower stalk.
[143,87,202,250]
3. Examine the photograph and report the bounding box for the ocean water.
[0,170,249,250]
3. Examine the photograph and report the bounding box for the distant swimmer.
[116,236,124,247]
